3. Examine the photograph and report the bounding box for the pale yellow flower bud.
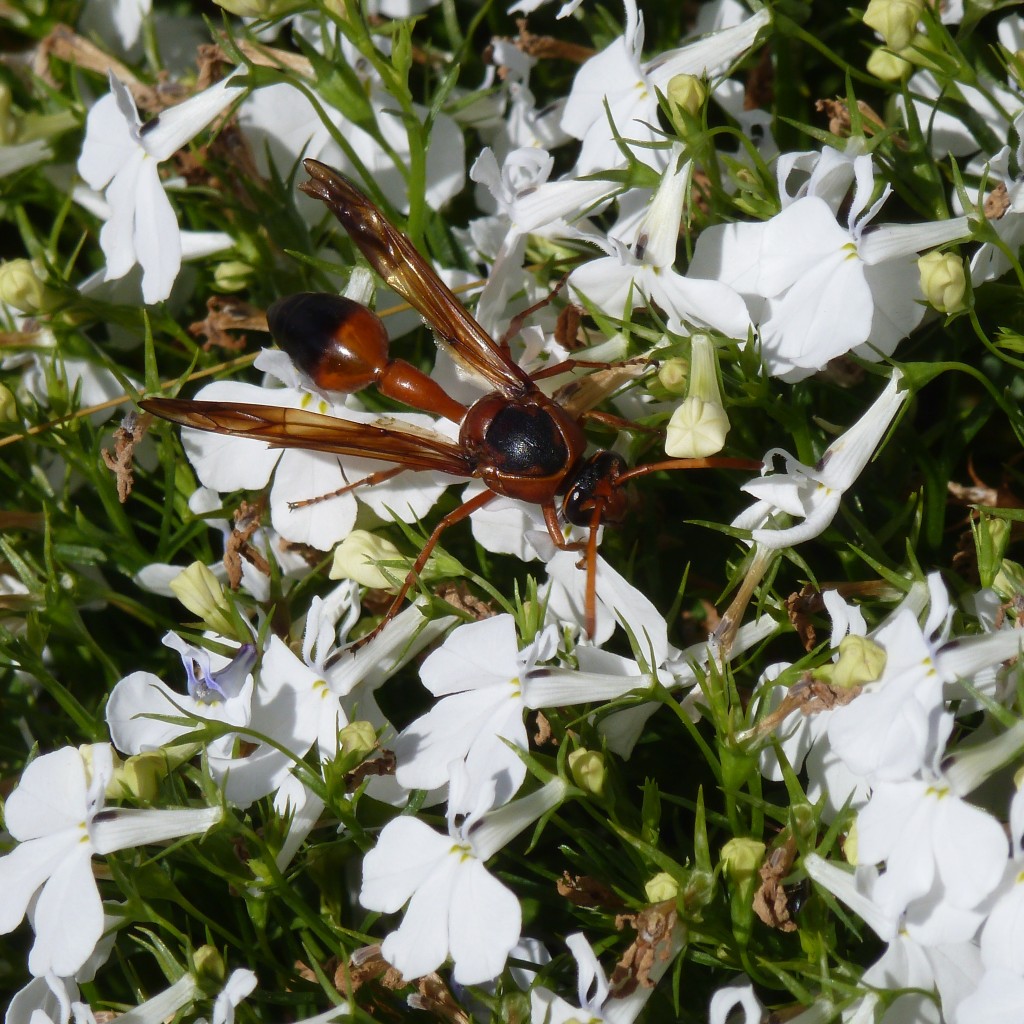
[918,250,966,314]
[843,820,859,865]
[644,871,679,903]
[212,0,299,15]
[668,74,707,117]
[170,562,237,637]
[213,260,252,292]
[193,944,226,983]
[568,748,606,796]
[832,635,887,689]
[339,720,378,760]
[0,382,17,422]
[329,530,404,590]
[0,258,57,314]
[863,0,924,52]
[867,45,912,80]
[720,837,766,885]
[657,357,689,396]
[665,396,730,458]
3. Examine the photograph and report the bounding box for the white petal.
[420,615,519,697]
[448,859,522,985]
[0,831,79,934]
[98,150,144,281]
[933,798,1008,909]
[145,75,245,161]
[4,747,88,839]
[78,91,138,190]
[134,160,182,303]
[378,854,460,980]
[29,845,103,977]
[360,816,451,913]
[90,806,221,855]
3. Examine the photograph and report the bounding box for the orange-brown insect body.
[142,159,757,645]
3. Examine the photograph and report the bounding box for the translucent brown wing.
[141,398,475,476]
[300,159,533,399]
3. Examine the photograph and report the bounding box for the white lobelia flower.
[360,773,566,985]
[737,368,909,549]
[106,631,257,767]
[77,71,243,304]
[560,0,770,175]
[393,614,558,814]
[963,115,1024,286]
[568,146,751,340]
[0,744,220,977]
[856,776,1009,919]
[690,149,971,379]
[804,854,986,1020]
[108,629,347,810]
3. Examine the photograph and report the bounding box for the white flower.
[0,744,220,977]
[561,1,770,174]
[737,369,909,549]
[77,72,243,303]
[394,614,558,813]
[856,777,1008,918]
[360,775,565,984]
[568,147,751,339]
[690,150,970,379]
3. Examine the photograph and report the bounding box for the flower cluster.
[2,0,1024,1022]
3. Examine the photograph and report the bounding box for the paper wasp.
[143,159,754,642]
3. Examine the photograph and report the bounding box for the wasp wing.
[300,159,533,399]
[141,398,475,477]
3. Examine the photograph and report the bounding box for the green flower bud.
[666,74,707,118]
[0,382,17,422]
[193,944,226,984]
[720,837,766,885]
[0,259,58,314]
[329,530,404,590]
[169,562,237,637]
[867,45,912,80]
[568,748,606,797]
[657,357,689,396]
[213,260,253,293]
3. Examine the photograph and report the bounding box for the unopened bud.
[170,562,237,637]
[568,748,606,797]
[0,382,16,421]
[665,396,730,458]
[193,944,226,984]
[329,530,404,590]
[832,635,886,689]
[867,45,912,80]
[721,837,765,884]
[644,872,679,903]
[211,0,299,15]
[213,260,253,293]
[918,250,966,314]
[339,720,377,760]
[0,258,58,314]
[863,0,924,52]
[657,357,689,396]
[667,74,707,118]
